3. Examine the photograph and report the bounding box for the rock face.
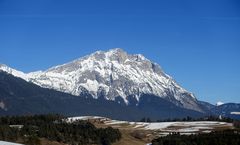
[0,48,203,112]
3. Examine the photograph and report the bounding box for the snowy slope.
[0,48,202,112]
[0,64,28,80]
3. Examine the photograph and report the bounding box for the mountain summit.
[0,48,202,112]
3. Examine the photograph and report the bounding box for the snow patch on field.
[66,116,107,123]
[231,112,240,115]
[0,141,23,145]
[105,120,128,125]
[67,116,232,134]
[143,122,176,130]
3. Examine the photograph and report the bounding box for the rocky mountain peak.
[0,48,202,112]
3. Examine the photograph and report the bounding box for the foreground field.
[68,116,233,145]
[0,115,234,145]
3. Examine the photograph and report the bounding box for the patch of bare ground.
[40,138,67,145]
[88,120,150,145]
[112,129,148,145]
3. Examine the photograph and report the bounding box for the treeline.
[0,114,121,145]
[139,115,234,123]
[152,130,240,145]
[234,120,240,128]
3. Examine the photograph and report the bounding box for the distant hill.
[211,103,240,120]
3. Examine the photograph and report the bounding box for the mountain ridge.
[0,71,205,120]
[1,70,239,120]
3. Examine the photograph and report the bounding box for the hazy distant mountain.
[0,48,203,113]
[212,103,240,120]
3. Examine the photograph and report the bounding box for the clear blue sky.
[0,0,239,104]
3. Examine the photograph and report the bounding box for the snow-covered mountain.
[0,48,202,112]
[0,64,28,80]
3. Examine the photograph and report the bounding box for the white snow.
[66,116,106,123]
[141,121,226,131]
[105,120,128,125]
[0,64,28,80]
[144,122,176,130]
[230,112,240,115]
[216,101,224,106]
[0,141,23,145]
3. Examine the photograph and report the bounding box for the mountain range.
[0,48,239,120]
